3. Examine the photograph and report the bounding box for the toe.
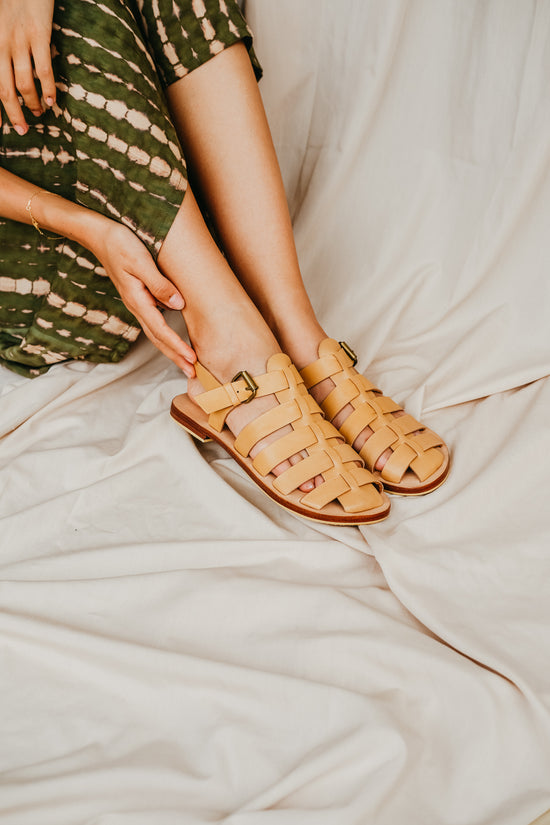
[352,424,374,454]
[331,401,354,430]
[272,453,316,493]
[271,458,294,479]
[374,447,392,471]
[291,451,316,492]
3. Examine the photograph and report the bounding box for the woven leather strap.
[301,339,444,484]
[193,353,384,514]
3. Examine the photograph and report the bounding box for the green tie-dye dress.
[0,0,261,376]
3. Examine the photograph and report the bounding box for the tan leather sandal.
[300,339,450,495]
[170,352,391,525]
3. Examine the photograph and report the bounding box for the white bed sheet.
[1,1,550,823]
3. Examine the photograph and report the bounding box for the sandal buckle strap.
[231,370,258,403]
[338,341,358,367]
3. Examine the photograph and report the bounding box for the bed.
[1,1,550,822]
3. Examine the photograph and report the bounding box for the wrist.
[25,192,63,239]
[30,190,114,254]
[71,208,115,256]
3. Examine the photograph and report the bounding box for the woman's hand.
[91,221,196,377]
[0,165,196,375]
[0,0,57,134]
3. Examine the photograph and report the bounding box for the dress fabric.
[0,0,261,377]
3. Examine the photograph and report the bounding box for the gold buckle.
[338,341,358,367]
[231,370,258,403]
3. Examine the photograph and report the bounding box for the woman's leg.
[164,42,326,370]
[158,186,279,383]
[164,42,396,470]
[157,186,322,491]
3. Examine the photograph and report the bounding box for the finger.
[141,318,196,377]
[127,286,196,366]
[142,303,196,363]
[0,59,27,133]
[13,52,43,115]
[31,40,56,107]
[155,297,180,311]
[136,256,186,312]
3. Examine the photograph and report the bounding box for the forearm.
[0,166,109,252]
[0,165,195,372]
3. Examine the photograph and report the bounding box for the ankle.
[274,323,327,369]
[187,308,281,389]
[255,301,325,369]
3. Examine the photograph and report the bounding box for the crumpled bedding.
[1,1,549,823]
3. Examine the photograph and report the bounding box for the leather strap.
[378,443,417,484]
[272,451,333,496]
[253,426,317,477]
[193,364,291,432]
[234,399,301,458]
[300,353,343,388]
[339,405,378,444]
[191,352,386,514]
[359,426,398,467]
[321,378,362,421]
[300,475,351,510]
[300,339,445,484]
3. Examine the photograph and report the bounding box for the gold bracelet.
[25,191,64,240]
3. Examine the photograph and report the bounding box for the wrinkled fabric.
[1,1,550,823]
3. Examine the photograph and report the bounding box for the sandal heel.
[170,407,213,443]
[178,423,212,443]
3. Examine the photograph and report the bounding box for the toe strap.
[355,409,445,483]
[299,339,448,490]
[379,438,445,484]
[378,443,417,484]
[300,475,351,511]
[272,452,334,495]
[410,446,445,482]
[253,426,317,476]
[358,425,398,468]
[300,465,384,514]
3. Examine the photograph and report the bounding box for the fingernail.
[168,294,185,310]
[14,125,27,136]
[45,97,54,107]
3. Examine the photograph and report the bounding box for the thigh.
[0,0,188,375]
